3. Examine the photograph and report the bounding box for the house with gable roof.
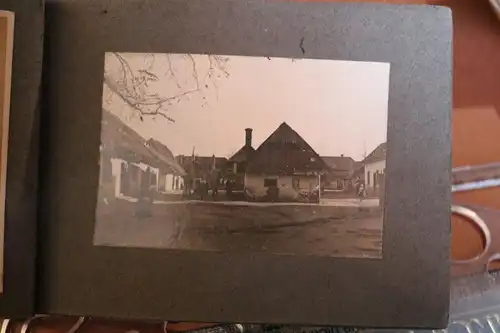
[243,122,330,202]
[361,142,387,196]
[99,109,186,201]
[321,155,357,190]
[146,139,186,194]
[226,128,256,192]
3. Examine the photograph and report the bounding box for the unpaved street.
[94,201,383,258]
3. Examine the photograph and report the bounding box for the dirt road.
[94,202,383,258]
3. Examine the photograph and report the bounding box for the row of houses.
[98,109,386,203]
[98,109,187,203]
[195,123,386,202]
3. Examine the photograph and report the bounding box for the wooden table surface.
[8,0,500,332]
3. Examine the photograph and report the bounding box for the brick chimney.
[245,128,253,147]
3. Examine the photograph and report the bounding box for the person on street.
[357,182,366,200]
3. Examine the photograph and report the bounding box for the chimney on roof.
[245,128,253,147]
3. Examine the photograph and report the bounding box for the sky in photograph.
[102,53,390,161]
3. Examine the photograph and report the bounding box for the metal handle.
[451,204,492,265]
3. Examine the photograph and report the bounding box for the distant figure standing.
[226,179,233,199]
[199,180,209,200]
[210,174,219,198]
[356,182,366,201]
[183,175,191,197]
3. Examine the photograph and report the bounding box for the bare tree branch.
[104,52,230,123]
[104,72,176,122]
[212,55,230,78]
[165,54,181,88]
[187,53,200,90]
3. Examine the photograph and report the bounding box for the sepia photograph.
[94,52,390,259]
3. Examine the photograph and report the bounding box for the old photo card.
[94,52,390,259]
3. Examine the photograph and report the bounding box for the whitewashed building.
[244,122,330,203]
[362,142,387,195]
[146,139,186,195]
[98,109,186,202]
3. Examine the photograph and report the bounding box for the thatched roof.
[100,109,159,166]
[246,122,330,176]
[146,139,186,176]
[100,109,177,172]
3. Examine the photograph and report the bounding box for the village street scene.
[94,52,390,258]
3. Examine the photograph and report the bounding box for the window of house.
[292,177,300,190]
[264,178,278,187]
[367,171,371,185]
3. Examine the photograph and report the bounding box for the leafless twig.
[165,54,181,88]
[104,52,230,122]
[187,54,200,90]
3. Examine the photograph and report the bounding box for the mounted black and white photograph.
[94,52,390,259]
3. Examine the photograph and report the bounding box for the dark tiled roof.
[229,145,255,163]
[321,156,356,171]
[176,155,228,175]
[246,122,330,175]
[363,142,387,164]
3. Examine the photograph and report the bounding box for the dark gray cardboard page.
[38,0,452,328]
[0,0,44,317]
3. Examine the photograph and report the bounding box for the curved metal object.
[450,203,500,276]
[489,0,500,22]
[17,315,86,333]
[0,319,12,333]
[451,204,491,265]
[19,315,49,333]
[451,162,500,275]
[67,317,87,333]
